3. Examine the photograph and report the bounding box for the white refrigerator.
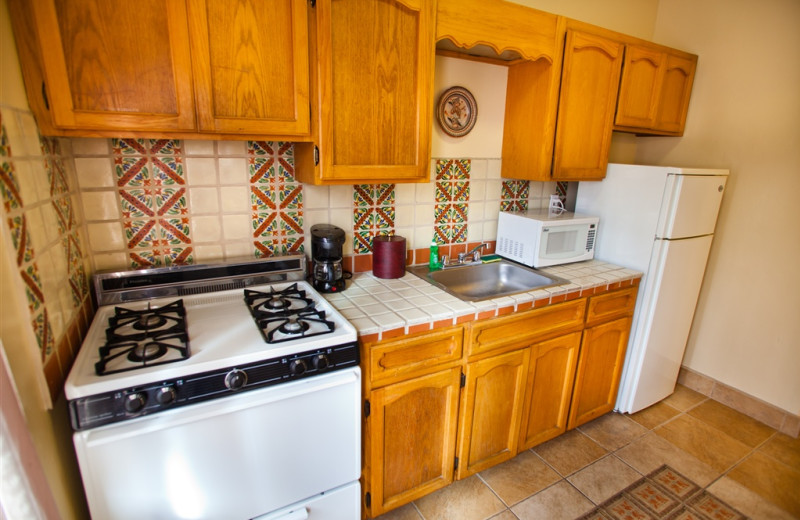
[575,163,729,414]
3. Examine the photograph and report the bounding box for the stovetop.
[66,279,356,401]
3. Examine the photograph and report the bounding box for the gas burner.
[96,300,190,376]
[244,285,336,344]
[244,284,315,317]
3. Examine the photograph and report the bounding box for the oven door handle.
[253,506,308,520]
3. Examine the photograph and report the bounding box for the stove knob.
[123,392,146,414]
[312,354,329,370]
[289,359,307,376]
[225,369,248,391]
[156,386,176,405]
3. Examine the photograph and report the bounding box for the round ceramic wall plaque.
[436,86,477,137]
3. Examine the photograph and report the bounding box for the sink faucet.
[458,243,488,263]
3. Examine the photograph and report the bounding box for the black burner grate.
[244,284,335,344]
[95,300,190,375]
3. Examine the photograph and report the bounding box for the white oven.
[65,256,361,519]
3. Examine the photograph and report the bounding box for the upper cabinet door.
[28,0,196,132]
[654,53,696,134]
[297,0,436,184]
[615,45,665,129]
[187,0,311,136]
[552,30,624,181]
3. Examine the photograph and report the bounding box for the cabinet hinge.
[364,491,371,508]
[460,372,466,388]
[364,399,370,418]
[454,457,459,471]
[313,145,319,166]
[309,0,316,8]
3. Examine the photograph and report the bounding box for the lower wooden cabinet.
[518,332,582,450]
[362,286,638,517]
[455,349,529,478]
[567,316,633,429]
[366,367,461,516]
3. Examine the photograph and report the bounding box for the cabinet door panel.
[188,0,310,135]
[32,0,196,131]
[568,316,632,429]
[552,30,624,181]
[298,0,436,183]
[615,45,664,128]
[654,54,696,133]
[518,332,581,450]
[457,349,528,478]
[368,368,461,516]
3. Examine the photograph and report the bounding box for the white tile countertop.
[323,260,642,343]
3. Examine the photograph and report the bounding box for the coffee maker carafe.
[310,224,346,293]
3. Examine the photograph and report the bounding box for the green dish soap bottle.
[429,240,441,270]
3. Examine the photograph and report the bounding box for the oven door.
[73,368,360,520]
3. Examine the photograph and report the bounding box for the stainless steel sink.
[407,259,569,302]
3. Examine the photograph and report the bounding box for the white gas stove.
[65,255,361,519]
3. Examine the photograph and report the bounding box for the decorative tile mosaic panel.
[248,142,304,256]
[353,184,395,253]
[500,180,530,212]
[112,138,193,267]
[1,117,91,370]
[434,159,470,245]
[556,181,569,204]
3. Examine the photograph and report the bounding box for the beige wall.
[635,0,800,415]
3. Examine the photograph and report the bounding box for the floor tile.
[487,511,517,520]
[373,503,423,520]
[707,476,797,520]
[567,455,642,504]
[479,450,561,506]
[661,385,706,411]
[578,412,649,451]
[628,401,681,430]
[414,475,506,520]
[654,413,751,472]
[760,431,800,471]
[511,481,594,520]
[688,399,775,447]
[615,432,720,487]
[726,451,800,517]
[532,430,607,476]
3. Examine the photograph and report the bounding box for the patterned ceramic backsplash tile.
[0,109,92,401]
[74,138,560,272]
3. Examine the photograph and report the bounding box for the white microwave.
[496,209,599,267]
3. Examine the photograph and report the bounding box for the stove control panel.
[69,342,359,431]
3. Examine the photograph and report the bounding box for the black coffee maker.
[310,224,346,293]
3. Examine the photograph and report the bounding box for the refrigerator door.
[656,174,728,239]
[616,234,714,413]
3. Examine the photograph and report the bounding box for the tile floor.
[374,385,800,520]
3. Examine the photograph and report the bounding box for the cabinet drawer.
[369,327,463,386]
[586,286,638,326]
[468,299,586,358]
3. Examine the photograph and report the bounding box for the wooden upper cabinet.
[552,29,624,181]
[295,0,436,184]
[187,0,310,136]
[15,0,196,132]
[615,43,697,135]
[654,53,697,133]
[615,45,665,129]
